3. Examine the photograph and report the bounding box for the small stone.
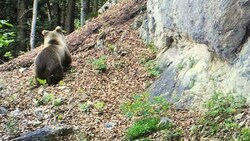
[57,86,66,90]
[38,87,45,95]
[239,120,246,127]
[64,89,71,93]
[0,106,8,115]
[158,117,172,126]
[235,113,245,120]
[104,122,116,129]
[34,108,44,120]
[10,109,21,117]
[86,101,93,108]
[32,120,42,125]
[19,68,27,73]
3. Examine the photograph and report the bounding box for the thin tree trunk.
[17,0,27,52]
[86,0,91,13]
[51,2,60,26]
[93,0,99,14]
[30,0,38,50]
[65,0,76,33]
[60,0,67,27]
[81,0,86,26]
[46,0,52,22]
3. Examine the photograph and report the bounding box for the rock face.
[140,0,250,108]
[141,0,250,59]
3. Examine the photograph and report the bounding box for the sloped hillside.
[0,0,199,140]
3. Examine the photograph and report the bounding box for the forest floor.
[0,0,199,140]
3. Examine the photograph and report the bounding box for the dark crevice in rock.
[236,23,250,54]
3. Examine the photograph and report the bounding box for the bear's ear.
[42,30,49,36]
[55,26,63,33]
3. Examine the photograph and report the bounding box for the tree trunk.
[86,0,91,13]
[30,0,38,50]
[93,0,99,14]
[17,0,27,52]
[65,0,76,33]
[81,0,86,26]
[60,0,67,27]
[51,2,60,27]
[46,0,52,22]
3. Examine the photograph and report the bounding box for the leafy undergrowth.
[126,117,172,140]
[192,92,250,140]
[121,93,175,140]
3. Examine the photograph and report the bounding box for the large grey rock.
[147,35,250,109]
[141,0,250,59]
[12,125,73,141]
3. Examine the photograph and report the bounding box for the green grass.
[126,117,172,140]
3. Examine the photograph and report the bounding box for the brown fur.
[34,26,71,85]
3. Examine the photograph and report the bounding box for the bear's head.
[42,26,66,45]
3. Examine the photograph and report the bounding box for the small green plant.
[5,116,19,135]
[74,19,81,29]
[121,93,169,118]
[57,114,63,120]
[107,43,116,52]
[144,60,160,77]
[58,80,65,86]
[29,77,36,86]
[176,62,186,71]
[94,101,105,110]
[92,56,108,71]
[43,93,55,104]
[126,117,172,140]
[192,92,247,140]
[189,78,196,89]
[148,42,157,53]
[77,132,88,141]
[36,78,47,85]
[188,57,197,68]
[79,102,89,112]
[4,51,13,59]
[0,20,15,48]
[34,93,55,106]
[53,98,63,106]
[238,127,250,141]
[70,68,76,73]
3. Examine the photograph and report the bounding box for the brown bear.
[34,26,71,85]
